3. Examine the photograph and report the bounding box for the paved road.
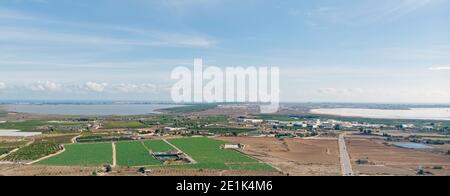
[339,134,354,176]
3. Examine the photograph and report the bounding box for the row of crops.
[0,140,30,157]
[0,147,14,156]
[76,135,133,143]
[1,142,62,162]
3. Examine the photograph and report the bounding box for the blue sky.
[0,0,449,102]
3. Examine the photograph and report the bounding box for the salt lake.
[310,108,450,121]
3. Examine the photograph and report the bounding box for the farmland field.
[0,147,14,156]
[35,133,79,144]
[116,141,160,166]
[0,120,86,132]
[0,140,29,156]
[103,121,146,129]
[35,138,276,171]
[0,140,29,148]
[190,127,256,134]
[218,137,341,176]
[162,104,217,113]
[39,143,112,166]
[1,142,62,161]
[142,140,174,152]
[168,138,276,171]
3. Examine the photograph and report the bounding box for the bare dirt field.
[217,137,341,176]
[0,164,101,176]
[347,139,450,176]
[104,167,283,176]
[0,164,282,176]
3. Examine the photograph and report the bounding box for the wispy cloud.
[364,0,434,23]
[0,8,35,20]
[0,26,215,48]
[0,8,216,48]
[0,82,6,90]
[300,0,436,26]
[161,0,220,8]
[429,66,450,71]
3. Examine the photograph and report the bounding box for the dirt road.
[112,142,117,167]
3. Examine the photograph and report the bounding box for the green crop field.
[167,138,276,171]
[116,141,160,166]
[102,121,146,129]
[39,143,112,166]
[0,140,29,148]
[0,120,86,132]
[142,140,174,152]
[0,147,14,156]
[1,142,62,161]
[36,138,276,172]
[0,140,29,156]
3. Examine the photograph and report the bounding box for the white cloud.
[0,82,6,90]
[0,81,165,95]
[84,82,108,93]
[28,81,63,92]
[113,83,158,93]
[82,82,161,94]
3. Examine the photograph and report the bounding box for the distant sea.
[0,102,183,116]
